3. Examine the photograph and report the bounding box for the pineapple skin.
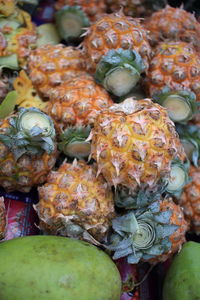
[28,45,86,99]
[0,197,6,239]
[0,0,16,16]
[90,98,185,192]
[81,11,152,74]
[0,118,58,193]
[144,6,200,50]
[146,199,188,264]
[144,42,200,101]
[46,74,113,132]
[179,166,200,235]
[54,0,106,22]
[106,0,167,18]
[35,160,115,243]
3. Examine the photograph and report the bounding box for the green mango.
[0,235,121,300]
[163,241,200,300]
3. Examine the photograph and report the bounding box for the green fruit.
[0,235,121,300]
[163,241,200,300]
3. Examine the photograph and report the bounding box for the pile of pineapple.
[1,0,200,276]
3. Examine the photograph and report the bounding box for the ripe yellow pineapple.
[46,74,113,132]
[106,0,167,18]
[144,41,200,123]
[89,98,185,192]
[54,0,106,22]
[35,160,116,244]
[0,197,6,239]
[179,166,200,235]
[144,5,200,50]
[0,108,58,192]
[107,198,188,264]
[27,44,86,99]
[81,11,152,74]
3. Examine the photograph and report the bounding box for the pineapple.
[0,197,6,239]
[54,0,106,23]
[46,74,113,132]
[35,160,115,245]
[179,166,200,235]
[144,42,200,123]
[82,11,151,78]
[0,0,16,17]
[0,108,58,192]
[46,74,113,158]
[13,70,47,111]
[144,5,200,50]
[107,198,188,264]
[106,0,167,18]
[89,98,185,192]
[0,8,37,68]
[27,44,86,99]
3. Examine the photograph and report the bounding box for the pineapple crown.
[94,48,145,96]
[55,5,90,41]
[115,184,166,210]
[163,158,190,198]
[58,126,91,159]
[0,107,56,159]
[152,86,198,124]
[106,200,179,264]
[176,124,200,167]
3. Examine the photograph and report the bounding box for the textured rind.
[106,0,167,17]
[90,98,185,192]
[35,160,115,243]
[0,117,58,193]
[81,11,152,74]
[144,42,200,102]
[54,0,106,22]
[28,44,86,99]
[0,0,15,16]
[144,6,200,50]
[0,197,6,239]
[46,74,113,132]
[146,200,188,264]
[179,166,200,235]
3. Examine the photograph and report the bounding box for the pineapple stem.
[132,221,155,250]
[103,66,140,97]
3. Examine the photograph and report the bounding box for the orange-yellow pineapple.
[144,41,200,101]
[81,11,152,74]
[35,160,115,244]
[46,74,113,133]
[0,108,58,193]
[0,197,6,239]
[89,98,185,192]
[54,0,106,22]
[28,44,86,99]
[179,166,200,234]
[144,5,200,50]
[106,0,167,18]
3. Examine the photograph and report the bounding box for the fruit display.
[0,0,200,299]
